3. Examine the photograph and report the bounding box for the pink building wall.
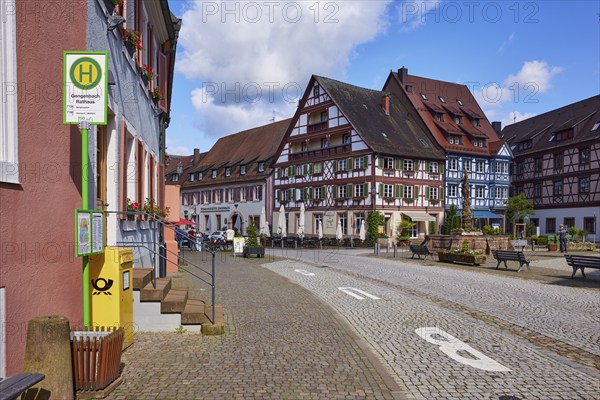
[0,3,87,374]
[165,185,181,272]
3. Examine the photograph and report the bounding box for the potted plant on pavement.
[438,239,487,266]
[396,220,415,247]
[243,222,264,258]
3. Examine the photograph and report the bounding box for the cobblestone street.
[106,252,403,400]
[262,247,600,400]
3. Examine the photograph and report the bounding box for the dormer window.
[420,93,428,101]
[592,120,600,131]
[172,174,179,182]
[189,173,195,182]
[198,172,203,180]
[225,167,231,177]
[258,162,265,172]
[454,116,462,125]
[448,136,462,145]
[457,99,464,106]
[240,165,246,175]
[211,170,217,179]
[472,118,480,127]
[438,96,446,103]
[435,113,443,122]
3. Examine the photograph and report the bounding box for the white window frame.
[354,157,364,170]
[212,170,217,179]
[1,0,19,184]
[429,162,438,173]
[240,165,246,175]
[449,159,457,170]
[429,187,438,200]
[448,185,457,197]
[258,162,265,172]
[338,185,347,198]
[338,159,346,171]
[384,157,393,169]
[354,184,364,198]
[476,161,485,173]
[476,186,485,198]
[403,159,413,171]
[383,184,393,198]
[403,185,413,199]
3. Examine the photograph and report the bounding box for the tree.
[396,220,416,242]
[505,193,534,223]
[245,222,259,247]
[367,211,385,243]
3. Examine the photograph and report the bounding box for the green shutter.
[363,183,368,196]
[321,186,326,199]
[276,190,281,201]
[395,158,401,170]
[440,163,445,174]
[363,156,368,169]
[333,186,338,199]
[308,187,313,200]
[378,157,383,168]
[348,158,353,171]
[395,184,402,198]
[308,163,313,175]
[346,184,352,198]
[287,166,293,177]
[378,183,383,197]
[414,185,420,199]
[425,186,430,199]
[425,161,430,173]
[440,187,444,200]
[333,160,338,173]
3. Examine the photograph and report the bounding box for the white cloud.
[176,1,392,139]
[396,0,441,32]
[504,60,564,94]
[497,32,515,53]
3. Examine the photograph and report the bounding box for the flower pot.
[438,252,486,266]
[547,243,558,251]
[243,246,265,258]
[125,42,135,58]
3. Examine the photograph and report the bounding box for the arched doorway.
[230,212,244,235]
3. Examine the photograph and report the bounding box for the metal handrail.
[104,210,217,323]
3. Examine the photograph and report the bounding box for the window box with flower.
[151,87,163,104]
[141,64,156,86]
[124,29,142,57]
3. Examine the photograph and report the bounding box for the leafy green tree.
[505,193,534,223]
[245,222,259,247]
[396,220,415,242]
[367,211,385,243]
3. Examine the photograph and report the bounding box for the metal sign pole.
[80,120,90,327]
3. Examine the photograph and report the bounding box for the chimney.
[381,94,390,116]
[492,121,502,135]
[398,66,408,84]
[193,148,200,165]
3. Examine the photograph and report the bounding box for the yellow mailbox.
[89,246,134,347]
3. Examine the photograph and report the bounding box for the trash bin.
[89,247,134,348]
[71,326,124,392]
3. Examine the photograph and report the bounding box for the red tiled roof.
[387,71,503,156]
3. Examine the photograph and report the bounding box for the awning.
[457,210,503,219]
[402,211,436,222]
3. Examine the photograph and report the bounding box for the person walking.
[558,223,568,252]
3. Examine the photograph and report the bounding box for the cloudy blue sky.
[165,0,599,155]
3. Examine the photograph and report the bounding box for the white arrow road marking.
[294,269,315,276]
[338,287,381,300]
[415,327,511,372]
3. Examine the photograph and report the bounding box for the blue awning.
[456,210,503,218]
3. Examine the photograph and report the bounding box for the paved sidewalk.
[106,253,404,400]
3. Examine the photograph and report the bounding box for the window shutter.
[333,160,338,173]
[395,184,402,198]
[348,158,353,170]
[308,163,313,175]
[440,163,445,174]
[425,186,430,199]
[395,158,402,170]
[378,183,383,197]
[321,186,326,199]
[158,52,168,111]
[346,184,352,198]
[414,185,420,198]
[333,186,338,199]
[363,183,368,196]
[378,157,383,168]
[440,187,444,200]
[308,187,313,199]
[425,161,430,173]
[276,190,281,201]
[363,156,369,169]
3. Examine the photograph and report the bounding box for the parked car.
[208,231,227,241]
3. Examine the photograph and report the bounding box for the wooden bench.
[0,373,45,400]
[564,254,600,278]
[492,250,531,272]
[409,244,434,259]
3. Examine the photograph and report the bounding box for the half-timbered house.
[500,95,600,240]
[272,76,446,242]
[384,67,512,231]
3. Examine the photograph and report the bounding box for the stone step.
[161,289,188,313]
[181,298,209,325]
[204,304,223,325]
[132,268,154,290]
[139,278,171,302]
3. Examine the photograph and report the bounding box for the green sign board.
[63,52,108,125]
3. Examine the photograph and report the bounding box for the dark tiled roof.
[165,153,206,185]
[183,118,292,187]
[388,71,503,156]
[314,75,445,160]
[500,95,600,155]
